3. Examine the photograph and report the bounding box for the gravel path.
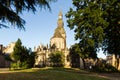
[98,73,120,80]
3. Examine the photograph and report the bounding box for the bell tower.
[57,11,66,40]
[50,11,66,50]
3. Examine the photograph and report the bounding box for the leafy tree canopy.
[11,38,22,61]
[0,0,57,30]
[102,0,120,55]
[11,38,36,69]
[70,43,97,59]
[66,0,120,56]
[49,51,64,67]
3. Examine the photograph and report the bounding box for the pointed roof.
[59,10,63,17]
[51,10,66,39]
[52,30,63,38]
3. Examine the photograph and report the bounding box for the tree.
[11,38,31,69]
[49,51,64,67]
[103,0,120,69]
[28,51,36,68]
[66,0,100,69]
[66,0,120,69]
[102,0,120,55]
[11,38,23,62]
[0,0,57,29]
[66,0,120,53]
[69,43,80,68]
[70,43,97,69]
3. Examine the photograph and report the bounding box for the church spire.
[57,11,64,27]
[50,10,66,50]
[58,10,63,19]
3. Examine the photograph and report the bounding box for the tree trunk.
[81,58,85,69]
[79,58,84,69]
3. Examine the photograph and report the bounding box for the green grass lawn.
[0,67,109,80]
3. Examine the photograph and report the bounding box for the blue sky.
[0,0,76,49]
[0,0,106,59]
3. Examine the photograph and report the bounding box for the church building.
[35,11,70,67]
[50,11,66,51]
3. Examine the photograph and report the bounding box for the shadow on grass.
[0,67,109,80]
[46,67,90,74]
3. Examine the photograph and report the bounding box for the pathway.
[98,73,120,80]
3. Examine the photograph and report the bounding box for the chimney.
[0,44,3,54]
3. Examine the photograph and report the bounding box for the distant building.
[106,54,120,70]
[0,44,12,68]
[3,42,15,54]
[35,11,70,67]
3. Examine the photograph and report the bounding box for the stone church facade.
[34,11,70,67]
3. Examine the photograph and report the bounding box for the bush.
[49,51,64,67]
[20,61,29,69]
[11,63,18,69]
[11,61,30,70]
[52,63,64,67]
[93,63,118,72]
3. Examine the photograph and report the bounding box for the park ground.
[0,67,120,80]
